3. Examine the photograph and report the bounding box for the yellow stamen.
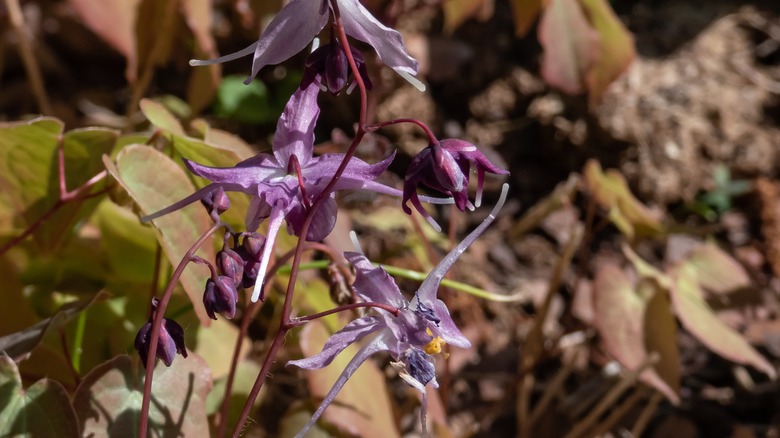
[424,332,446,355]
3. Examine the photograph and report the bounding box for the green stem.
[276,260,523,303]
[71,310,87,373]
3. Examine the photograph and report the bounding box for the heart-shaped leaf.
[592,263,679,402]
[103,145,214,324]
[670,263,775,378]
[0,354,80,437]
[73,354,212,437]
[538,0,599,94]
[579,0,635,106]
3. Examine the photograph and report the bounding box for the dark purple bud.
[239,233,266,288]
[217,248,244,286]
[203,276,239,320]
[403,348,436,386]
[302,39,372,95]
[200,187,231,215]
[242,232,266,260]
[134,317,187,368]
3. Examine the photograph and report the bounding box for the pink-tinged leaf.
[670,264,776,378]
[509,0,543,37]
[103,145,214,324]
[0,355,80,437]
[685,242,751,295]
[538,0,600,94]
[579,0,635,106]
[73,354,212,437]
[593,263,679,402]
[298,318,400,438]
[69,0,141,82]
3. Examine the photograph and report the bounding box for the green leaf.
[670,263,775,378]
[584,160,664,240]
[140,99,186,137]
[214,76,278,124]
[194,318,249,379]
[0,355,80,437]
[103,145,214,324]
[297,318,400,438]
[538,0,599,94]
[0,120,116,252]
[0,118,63,242]
[0,291,107,360]
[94,199,158,283]
[579,0,635,106]
[592,263,679,403]
[73,354,212,437]
[205,360,265,432]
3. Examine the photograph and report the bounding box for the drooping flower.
[189,0,424,90]
[203,276,239,320]
[403,139,509,231]
[302,35,372,95]
[143,82,407,301]
[287,184,509,437]
[134,298,188,368]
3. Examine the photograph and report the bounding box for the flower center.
[424,328,446,355]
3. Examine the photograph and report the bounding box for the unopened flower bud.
[201,187,230,215]
[134,299,187,368]
[302,39,372,95]
[242,232,266,259]
[217,248,244,287]
[203,276,239,320]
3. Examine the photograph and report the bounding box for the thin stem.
[291,302,400,326]
[367,118,438,144]
[288,155,312,210]
[3,0,52,114]
[71,310,88,373]
[216,244,321,438]
[230,10,370,435]
[149,243,164,308]
[138,221,223,438]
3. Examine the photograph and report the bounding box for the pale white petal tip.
[189,59,206,67]
[349,230,364,254]
[397,71,427,92]
[466,201,475,212]
[311,37,320,52]
[425,216,443,233]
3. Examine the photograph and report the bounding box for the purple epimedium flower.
[287,184,509,437]
[403,139,509,231]
[134,298,188,368]
[142,82,447,301]
[189,0,424,91]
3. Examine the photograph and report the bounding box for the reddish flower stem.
[138,221,224,438]
[215,242,337,438]
[229,5,371,436]
[367,118,438,144]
